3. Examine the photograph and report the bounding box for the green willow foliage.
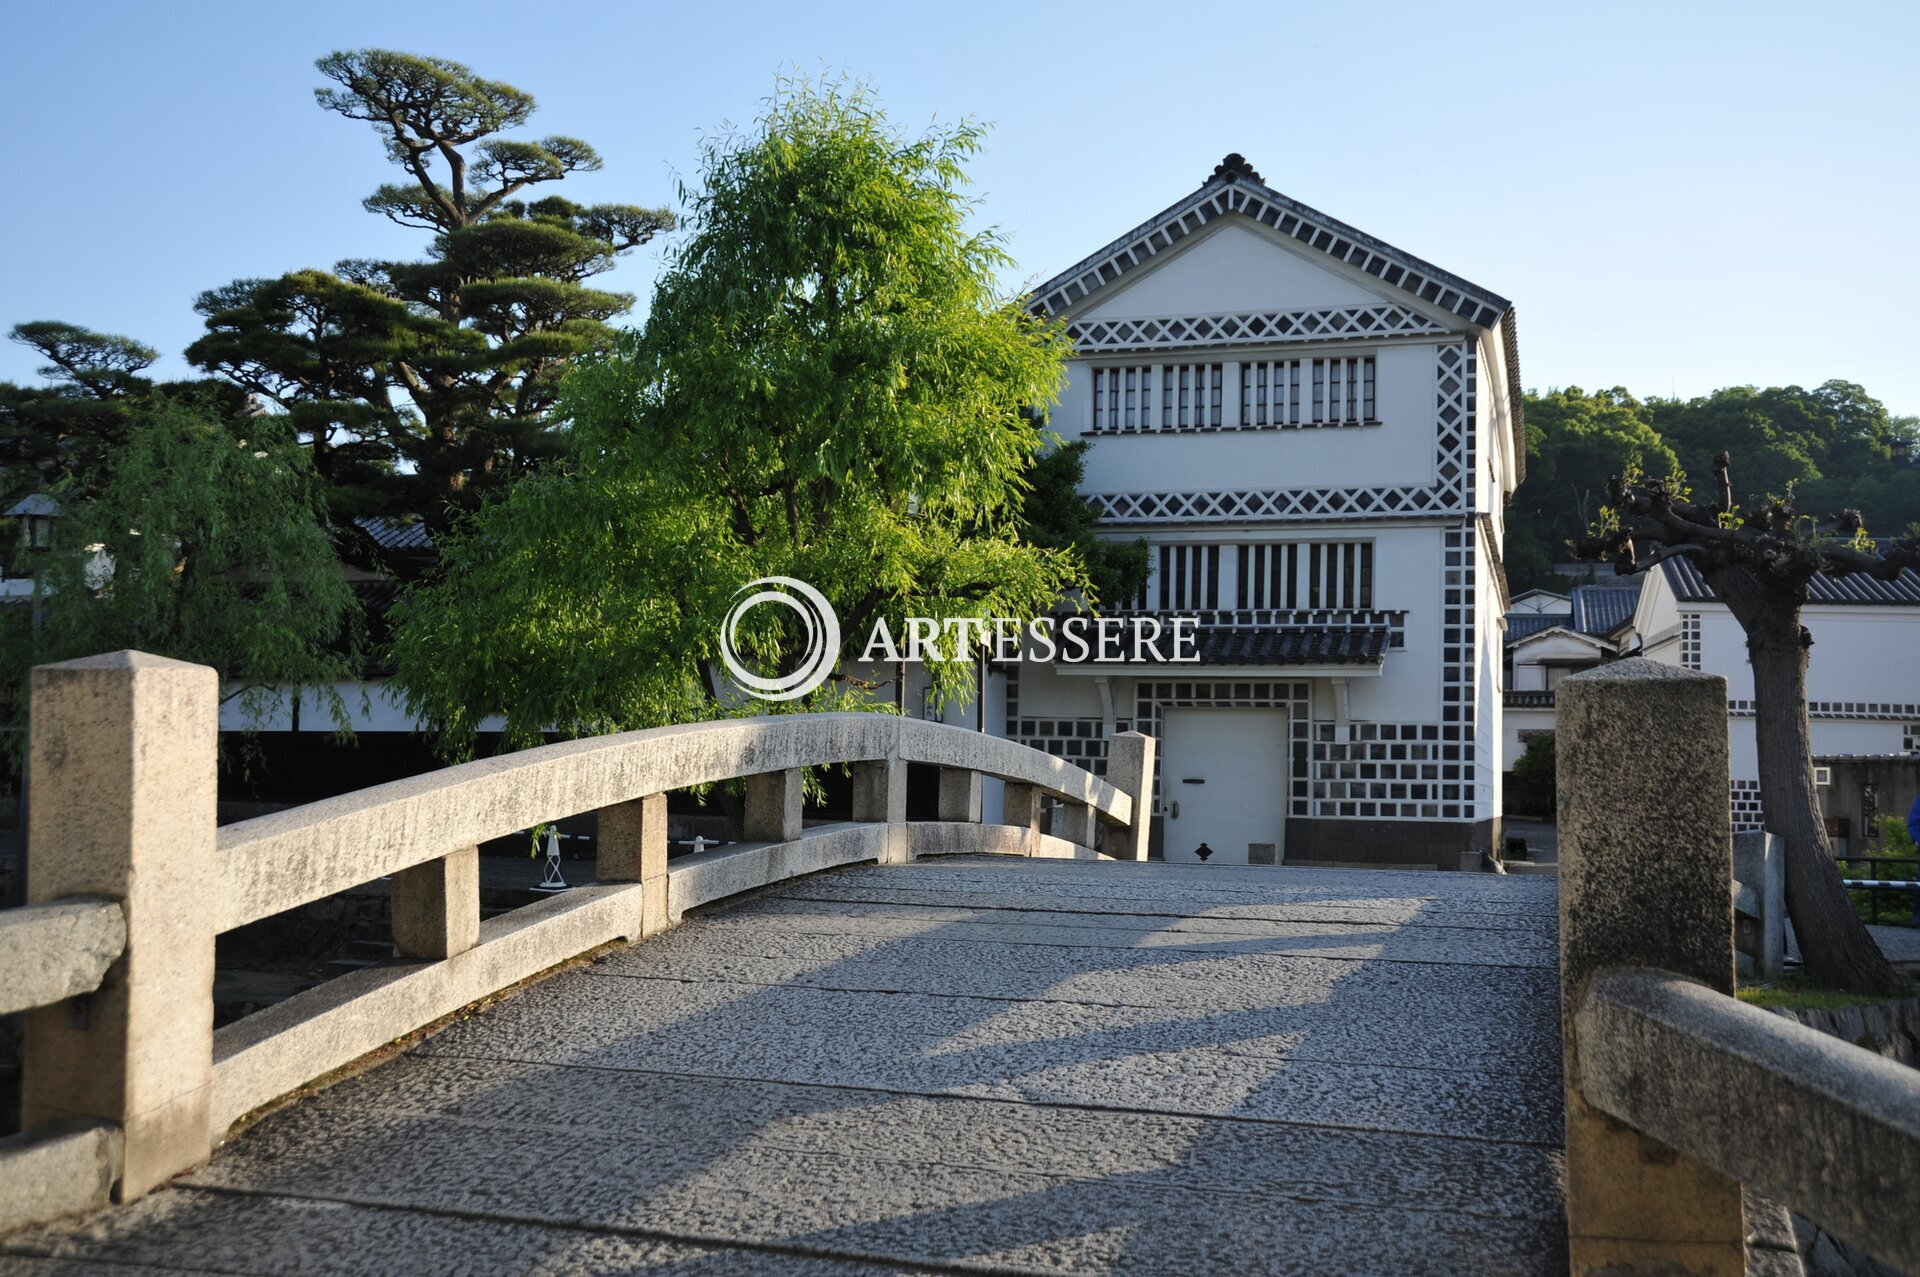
[4,400,356,752]
[390,79,1085,756]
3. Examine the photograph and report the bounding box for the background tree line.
[5,46,1917,775]
[1506,381,1920,591]
[0,53,1145,770]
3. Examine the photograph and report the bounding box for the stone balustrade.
[0,897,124,1017]
[1558,659,1920,1275]
[0,897,129,1232]
[0,651,1155,1234]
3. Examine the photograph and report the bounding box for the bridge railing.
[0,651,1154,1232]
[1557,659,1920,1276]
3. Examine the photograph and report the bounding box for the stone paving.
[1868,923,1920,969]
[0,856,1567,1276]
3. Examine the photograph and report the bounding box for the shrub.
[1506,732,1556,818]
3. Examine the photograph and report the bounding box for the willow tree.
[188,50,675,527]
[1584,454,1919,994]
[390,78,1083,755]
[4,399,357,758]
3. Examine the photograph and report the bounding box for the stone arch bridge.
[0,654,1914,1276]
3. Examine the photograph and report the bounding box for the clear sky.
[3,1,1917,415]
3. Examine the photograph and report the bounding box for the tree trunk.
[1726,581,1902,994]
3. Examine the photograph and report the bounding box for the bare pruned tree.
[1579,452,1919,995]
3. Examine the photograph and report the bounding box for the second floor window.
[1091,365,1153,431]
[1162,363,1224,429]
[1241,356,1375,427]
[1091,363,1225,431]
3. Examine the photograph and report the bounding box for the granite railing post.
[1101,731,1156,860]
[21,652,218,1201]
[1557,659,1745,1276]
[390,847,480,960]
[1732,831,1787,981]
[597,794,670,938]
[1000,783,1042,851]
[1758,831,1785,982]
[851,743,909,865]
[743,768,804,843]
[1053,801,1097,851]
[936,768,982,823]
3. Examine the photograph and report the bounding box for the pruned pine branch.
[1574,450,1912,996]
[1583,458,1918,583]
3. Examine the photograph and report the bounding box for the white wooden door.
[1160,708,1289,866]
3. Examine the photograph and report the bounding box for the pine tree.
[188,50,675,529]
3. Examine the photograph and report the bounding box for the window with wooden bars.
[1091,363,1229,432]
[1091,365,1155,432]
[1235,542,1374,610]
[1153,544,1222,610]
[1161,363,1224,429]
[1241,357,1374,427]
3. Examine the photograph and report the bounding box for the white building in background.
[1500,580,1642,770]
[999,155,1524,870]
[1630,558,1920,840]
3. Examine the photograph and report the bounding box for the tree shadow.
[3,856,1566,1275]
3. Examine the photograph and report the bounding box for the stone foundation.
[1284,816,1501,871]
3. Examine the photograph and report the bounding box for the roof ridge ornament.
[1210,153,1263,184]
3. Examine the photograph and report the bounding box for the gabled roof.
[1510,625,1617,655]
[1029,154,1511,329]
[1572,580,1643,636]
[1505,612,1572,642]
[1659,558,1920,607]
[1028,154,1525,481]
[354,515,434,552]
[5,493,59,517]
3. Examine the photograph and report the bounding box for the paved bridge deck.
[2,856,1566,1276]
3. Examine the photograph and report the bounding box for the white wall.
[1474,322,1519,524]
[1070,342,1444,493]
[1503,706,1557,773]
[1353,524,1447,723]
[1805,609,1920,705]
[1077,221,1394,320]
[1633,572,1683,654]
[1697,612,1750,698]
[217,681,507,734]
[1011,660,1105,718]
[1476,582,1502,822]
[1808,720,1909,757]
[1684,604,1920,709]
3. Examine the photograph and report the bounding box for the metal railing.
[1836,854,1919,925]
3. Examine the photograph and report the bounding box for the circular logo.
[718,576,841,702]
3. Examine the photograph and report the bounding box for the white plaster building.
[999,155,1524,870]
[1500,581,1641,771]
[1630,558,1920,839]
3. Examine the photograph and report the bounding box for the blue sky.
[4,0,1917,415]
